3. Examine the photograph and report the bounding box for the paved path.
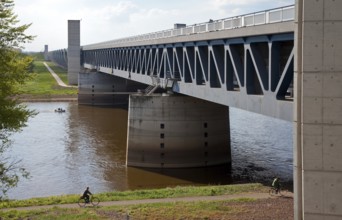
[2,192,293,211]
[43,62,77,88]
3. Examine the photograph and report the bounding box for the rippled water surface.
[7,102,293,199]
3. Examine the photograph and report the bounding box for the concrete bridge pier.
[295,0,342,219]
[78,71,146,106]
[126,94,231,168]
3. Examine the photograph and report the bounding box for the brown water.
[7,102,293,199]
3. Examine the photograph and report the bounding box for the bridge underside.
[82,32,294,121]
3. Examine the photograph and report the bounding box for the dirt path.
[2,191,293,211]
[43,62,77,88]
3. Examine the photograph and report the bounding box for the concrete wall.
[126,94,231,168]
[68,20,80,85]
[295,0,342,219]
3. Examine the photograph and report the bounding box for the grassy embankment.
[0,183,267,219]
[17,58,78,99]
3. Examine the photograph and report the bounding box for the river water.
[6,102,293,200]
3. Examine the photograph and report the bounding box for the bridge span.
[47,1,342,219]
[50,5,295,121]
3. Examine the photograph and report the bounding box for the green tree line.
[0,0,36,199]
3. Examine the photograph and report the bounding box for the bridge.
[46,1,342,219]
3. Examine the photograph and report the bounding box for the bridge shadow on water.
[126,164,233,189]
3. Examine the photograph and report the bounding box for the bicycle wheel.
[269,187,282,196]
[278,189,283,196]
[78,198,87,207]
[269,187,277,196]
[91,197,100,206]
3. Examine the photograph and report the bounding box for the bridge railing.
[84,5,294,49]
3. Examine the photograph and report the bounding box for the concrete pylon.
[126,94,231,168]
[294,0,342,219]
[67,20,80,85]
[44,45,49,61]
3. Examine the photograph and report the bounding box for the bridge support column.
[295,0,342,219]
[126,94,231,168]
[44,45,49,61]
[78,71,146,106]
[67,20,80,85]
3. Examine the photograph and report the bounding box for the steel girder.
[81,33,294,121]
[82,33,294,120]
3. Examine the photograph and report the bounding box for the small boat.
[55,108,66,113]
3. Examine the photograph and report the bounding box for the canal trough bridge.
[47,1,342,219]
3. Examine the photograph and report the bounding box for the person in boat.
[55,108,65,112]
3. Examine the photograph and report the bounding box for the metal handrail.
[83,5,294,50]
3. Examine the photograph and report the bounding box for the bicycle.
[269,187,283,196]
[78,195,100,207]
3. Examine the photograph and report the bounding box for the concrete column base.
[126,94,231,168]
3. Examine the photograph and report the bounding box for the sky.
[14,0,294,52]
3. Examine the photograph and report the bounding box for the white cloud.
[13,0,295,51]
[129,8,180,32]
[90,1,138,21]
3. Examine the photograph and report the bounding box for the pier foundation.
[126,94,231,168]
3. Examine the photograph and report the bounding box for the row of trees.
[0,0,36,199]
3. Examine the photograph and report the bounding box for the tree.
[0,0,36,199]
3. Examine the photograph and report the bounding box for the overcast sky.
[14,0,294,52]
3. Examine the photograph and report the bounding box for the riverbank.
[17,61,78,100]
[1,195,293,219]
[0,183,293,219]
[16,94,78,102]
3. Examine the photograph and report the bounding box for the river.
[6,102,293,199]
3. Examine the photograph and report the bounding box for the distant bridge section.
[49,48,67,68]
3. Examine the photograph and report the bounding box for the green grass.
[110,198,255,219]
[0,182,269,219]
[18,61,77,96]
[0,195,259,220]
[0,207,104,220]
[0,183,265,209]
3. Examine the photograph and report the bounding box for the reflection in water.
[7,102,292,199]
[127,165,233,190]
